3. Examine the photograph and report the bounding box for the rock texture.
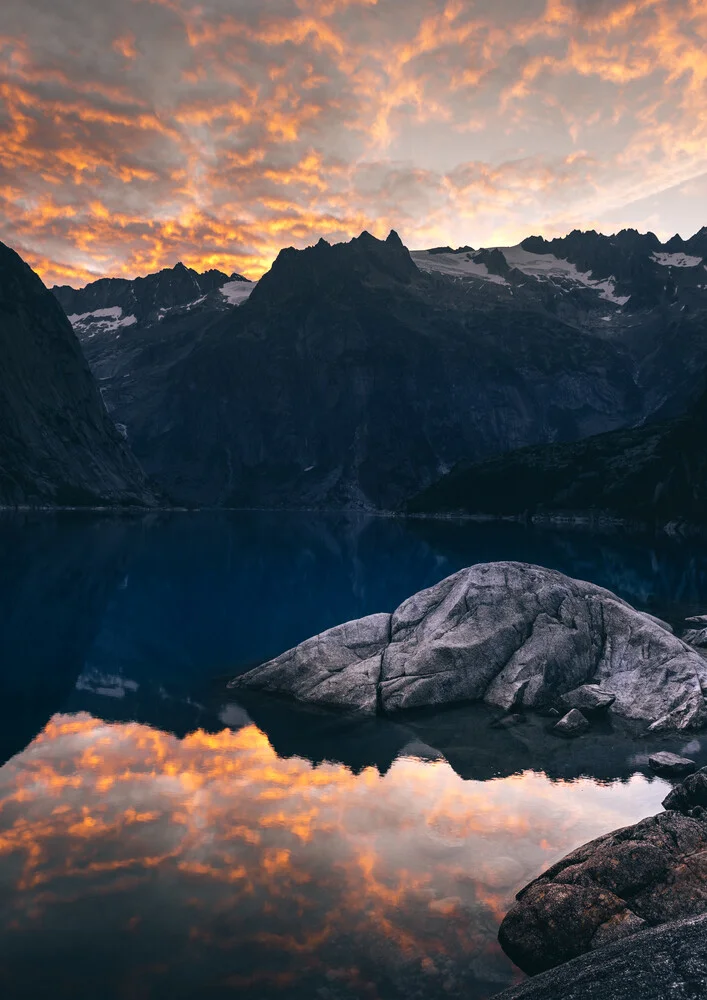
[684,625,707,648]
[492,913,707,1000]
[498,766,707,976]
[230,562,707,730]
[0,240,155,506]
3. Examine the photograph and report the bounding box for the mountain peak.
[251,230,418,304]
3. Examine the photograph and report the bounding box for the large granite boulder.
[492,913,707,1000]
[230,562,707,731]
[498,767,707,976]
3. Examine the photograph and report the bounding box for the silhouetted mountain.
[0,241,156,506]
[52,261,250,324]
[62,230,649,508]
[406,380,707,526]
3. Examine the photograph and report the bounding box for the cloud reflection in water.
[0,714,668,1000]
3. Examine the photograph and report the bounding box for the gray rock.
[648,751,697,777]
[686,614,707,625]
[683,626,707,648]
[227,613,391,714]
[561,685,616,714]
[231,563,707,731]
[492,913,707,1000]
[498,767,707,976]
[554,709,590,737]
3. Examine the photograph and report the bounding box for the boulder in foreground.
[230,562,707,731]
[498,766,707,976]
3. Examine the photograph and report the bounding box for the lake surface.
[2,511,707,999]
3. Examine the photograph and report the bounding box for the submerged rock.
[230,562,707,731]
[648,752,697,777]
[554,709,590,737]
[498,767,707,976]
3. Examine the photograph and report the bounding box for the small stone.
[685,614,707,625]
[553,709,590,738]
[561,685,616,714]
[662,767,707,813]
[648,751,697,777]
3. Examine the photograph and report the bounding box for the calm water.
[2,511,707,999]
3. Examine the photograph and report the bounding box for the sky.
[2,0,707,286]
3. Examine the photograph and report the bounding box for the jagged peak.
[250,228,418,304]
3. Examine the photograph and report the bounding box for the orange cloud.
[0,711,666,996]
[113,34,138,60]
[1,0,706,285]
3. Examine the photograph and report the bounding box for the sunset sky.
[2,0,707,286]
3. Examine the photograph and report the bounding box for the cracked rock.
[230,563,707,731]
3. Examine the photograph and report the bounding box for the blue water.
[1,511,706,999]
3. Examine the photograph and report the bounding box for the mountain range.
[1,225,706,522]
[50,226,707,513]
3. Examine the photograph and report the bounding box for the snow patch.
[652,252,703,268]
[221,280,255,305]
[411,250,509,285]
[500,246,630,304]
[68,306,123,322]
[68,306,138,333]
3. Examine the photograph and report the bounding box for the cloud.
[1,0,706,285]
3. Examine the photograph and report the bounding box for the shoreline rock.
[230,562,707,731]
[492,913,707,1000]
[648,751,697,777]
[497,766,707,976]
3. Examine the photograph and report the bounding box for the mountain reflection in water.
[0,714,668,1000]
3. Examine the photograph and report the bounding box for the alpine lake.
[2,511,707,1000]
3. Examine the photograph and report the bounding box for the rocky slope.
[0,241,156,506]
[406,379,707,525]
[229,562,707,730]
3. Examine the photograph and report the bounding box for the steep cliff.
[0,241,155,506]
